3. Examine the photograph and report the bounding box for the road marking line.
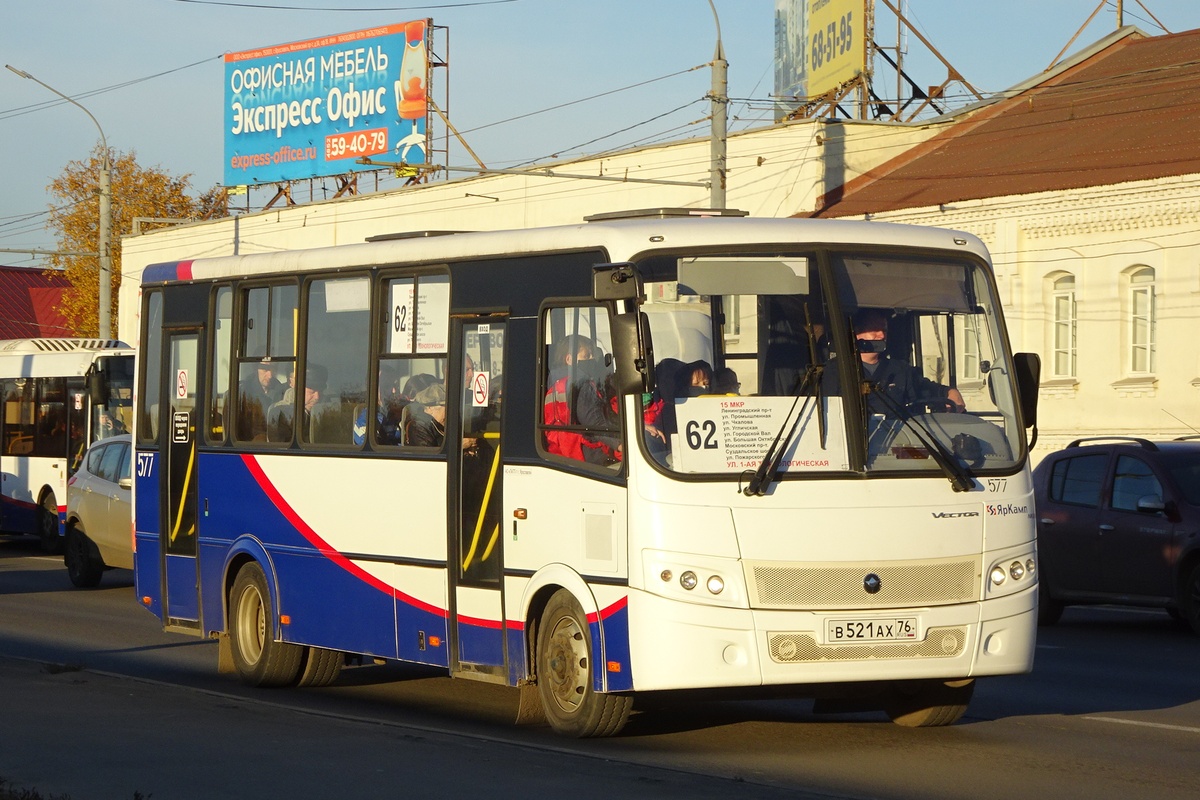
[1083,716,1200,734]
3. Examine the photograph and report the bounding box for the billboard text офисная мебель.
[223,21,430,187]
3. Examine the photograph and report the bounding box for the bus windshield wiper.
[743,306,827,497]
[867,387,974,493]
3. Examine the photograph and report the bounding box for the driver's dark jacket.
[821,354,952,416]
[861,356,952,415]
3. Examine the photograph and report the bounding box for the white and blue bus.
[0,338,135,550]
[133,211,1041,736]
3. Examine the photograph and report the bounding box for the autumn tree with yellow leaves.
[46,145,225,336]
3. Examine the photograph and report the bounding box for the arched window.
[1128,267,1156,374]
[1051,274,1076,378]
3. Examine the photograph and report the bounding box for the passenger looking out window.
[543,334,620,466]
[404,382,448,448]
[268,363,332,444]
[237,359,285,441]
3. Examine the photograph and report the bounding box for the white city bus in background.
[133,210,1041,737]
[0,339,135,551]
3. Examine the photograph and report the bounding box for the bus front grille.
[746,557,980,610]
[768,626,968,663]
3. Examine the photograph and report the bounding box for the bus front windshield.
[637,250,1025,483]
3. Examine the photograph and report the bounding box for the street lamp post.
[707,0,728,210]
[6,64,113,340]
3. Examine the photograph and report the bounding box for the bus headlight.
[644,550,745,607]
[986,552,1038,598]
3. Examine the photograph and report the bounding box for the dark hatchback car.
[1033,436,1200,633]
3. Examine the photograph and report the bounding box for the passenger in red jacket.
[543,335,620,465]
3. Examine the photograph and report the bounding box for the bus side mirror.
[611,311,655,395]
[86,369,110,405]
[1013,352,1040,429]
[593,263,640,301]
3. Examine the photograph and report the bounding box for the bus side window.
[235,284,297,443]
[303,277,370,446]
[540,305,622,469]
[373,274,451,450]
[139,290,164,443]
[208,286,233,443]
[2,379,35,455]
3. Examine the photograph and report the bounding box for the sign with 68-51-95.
[806,0,865,99]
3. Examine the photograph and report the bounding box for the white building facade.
[866,175,1200,454]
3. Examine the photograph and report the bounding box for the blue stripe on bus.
[0,495,39,536]
[137,449,632,682]
[142,260,193,283]
[457,616,504,667]
[598,599,632,691]
[204,452,449,665]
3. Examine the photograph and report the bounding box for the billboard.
[806,0,865,99]
[774,0,807,119]
[223,21,430,187]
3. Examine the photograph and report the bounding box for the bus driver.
[853,308,964,416]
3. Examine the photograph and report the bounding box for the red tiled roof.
[0,267,71,338]
[811,28,1200,218]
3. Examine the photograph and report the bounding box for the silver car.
[64,434,133,587]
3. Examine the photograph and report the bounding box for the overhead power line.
[456,65,706,138]
[170,0,516,9]
[0,55,219,122]
[524,100,709,166]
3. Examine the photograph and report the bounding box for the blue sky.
[1,0,1195,262]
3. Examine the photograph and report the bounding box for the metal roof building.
[811,27,1200,218]
[0,266,70,339]
[812,26,1200,452]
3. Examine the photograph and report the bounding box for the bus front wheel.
[229,562,303,687]
[885,678,975,727]
[535,589,632,738]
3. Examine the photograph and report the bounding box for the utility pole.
[7,65,113,339]
[707,0,728,210]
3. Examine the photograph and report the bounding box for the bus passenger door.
[160,330,202,628]
[449,318,506,680]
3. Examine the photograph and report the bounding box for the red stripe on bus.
[588,596,628,624]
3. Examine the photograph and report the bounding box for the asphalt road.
[2,536,1198,800]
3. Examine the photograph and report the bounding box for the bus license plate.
[827,617,918,643]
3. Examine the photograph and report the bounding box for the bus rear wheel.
[38,492,61,554]
[229,562,303,687]
[885,678,975,727]
[295,646,343,687]
[535,589,632,738]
